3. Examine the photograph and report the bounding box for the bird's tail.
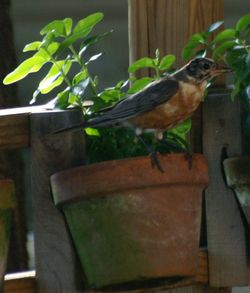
[53,116,113,134]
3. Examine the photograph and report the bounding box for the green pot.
[51,154,208,290]
[224,156,250,225]
[0,179,15,290]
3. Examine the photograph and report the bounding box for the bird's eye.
[203,63,210,70]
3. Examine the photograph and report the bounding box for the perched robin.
[54,57,231,170]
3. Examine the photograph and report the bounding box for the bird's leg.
[135,134,164,173]
[158,133,193,169]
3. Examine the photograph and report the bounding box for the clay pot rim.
[224,156,250,187]
[51,153,209,207]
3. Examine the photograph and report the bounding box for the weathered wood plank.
[30,110,86,293]
[0,106,54,149]
[203,92,250,286]
[3,271,36,293]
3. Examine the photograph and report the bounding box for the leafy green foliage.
[2,12,196,162]
[182,12,250,103]
[3,12,105,109]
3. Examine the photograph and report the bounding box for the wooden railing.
[0,96,239,293]
[1,106,209,293]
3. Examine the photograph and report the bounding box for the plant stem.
[69,45,98,96]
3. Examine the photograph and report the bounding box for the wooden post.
[30,110,85,293]
[128,0,223,68]
[203,93,250,286]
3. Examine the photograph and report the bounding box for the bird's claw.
[150,152,164,173]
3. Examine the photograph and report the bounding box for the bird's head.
[185,57,232,83]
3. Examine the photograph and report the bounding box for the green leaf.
[159,54,176,71]
[182,41,201,60]
[85,127,100,136]
[74,12,103,34]
[55,88,70,109]
[168,119,191,143]
[85,53,102,65]
[41,31,55,48]
[23,41,42,52]
[57,13,104,55]
[182,33,207,60]
[212,40,236,60]
[73,70,88,85]
[79,30,113,56]
[206,21,224,34]
[40,18,73,37]
[212,29,236,43]
[72,77,90,96]
[3,56,46,84]
[128,57,155,73]
[236,13,250,32]
[63,18,73,36]
[38,60,72,94]
[68,93,79,104]
[99,88,122,102]
[127,77,154,94]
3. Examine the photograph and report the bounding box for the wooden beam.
[0,106,78,149]
[30,110,86,292]
[203,92,250,286]
[3,271,36,293]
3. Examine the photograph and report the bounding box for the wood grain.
[4,271,36,293]
[0,106,56,150]
[203,92,250,286]
[128,0,224,68]
[30,110,86,292]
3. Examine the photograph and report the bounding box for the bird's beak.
[214,63,232,75]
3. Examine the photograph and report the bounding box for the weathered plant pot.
[0,179,15,290]
[224,156,250,226]
[50,154,208,290]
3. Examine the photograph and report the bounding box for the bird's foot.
[184,152,193,169]
[149,152,164,173]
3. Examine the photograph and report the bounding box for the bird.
[54,57,231,171]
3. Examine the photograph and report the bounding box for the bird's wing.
[53,77,179,133]
[101,77,179,122]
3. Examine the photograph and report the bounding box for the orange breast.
[129,81,205,130]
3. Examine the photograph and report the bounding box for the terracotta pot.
[224,156,250,226]
[0,179,15,290]
[50,154,208,290]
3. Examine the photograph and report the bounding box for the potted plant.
[0,179,15,291]
[2,12,219,290]
[182,13,250,227]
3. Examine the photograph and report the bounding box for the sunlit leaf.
[206,21,224,33]
[40,18,73,37]
[23,41,42,52]
[3,56,46,84]
[159,54,176,71]
[85,127,100,136]
[128,57,155,73]
[64,18,73,36]
[38,60,72,94]
[57,13,103,55]
[85,53,103,65]
[55,88,70,109]
[72,78,90,96]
